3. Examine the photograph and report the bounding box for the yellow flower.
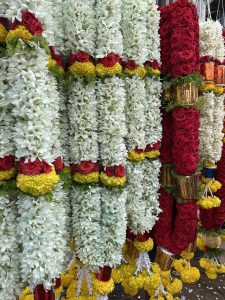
[143,273,161,291]
[66,281,77,299]
[180,250,194,260]
[151,263,161,274]
[145,150,160,159]
[199,258,211,269]
[0,167,16,181]
[199,83,215,93]
[72,172,99,184]
[112,268,124,284]
[214,86,224,96]
[93,278,114,296]
[61,272,74,288]
[128,150,145,161]
[55,286,62,298]
[196,236,205,251]
[7,26,33,43]
[134,238,154,252]
[63,166,71,174]
[197,196,221,209]
[69,61,95,77]
[180,267,200,283]
[96,62,122,76]
[124,66,146,78]
[100,172,126,187]
[19,287,34,300]
[16,166,60,196]
[0,24,8,43]
[47,55,57,68]
[167,278,183,295]
[205,270,217,280]
[145,67,161,76]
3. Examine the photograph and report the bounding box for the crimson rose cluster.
[11,11,43,35]
[160,0,200,77]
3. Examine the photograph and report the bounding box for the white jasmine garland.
[199,92,216,163]
[200,19,225,61]
[64,0,96,55]
[17,184,67,290]
[125,76,146,150]
[68,79,99,163]
[97,77,127,166]
[126,161,146,234]
[212,94,225,163]
[95,0,123,58]
[0,196,20,299]
[0,0,7,15]
[100,187,127,267]
[146,0,161,62]
[0,57,15,157]
[51,0,65,52]
[7,0,56,46]
[71,185,103,269]
[121,0,148,64]
[145,77,162,146]
[7,43,55,163]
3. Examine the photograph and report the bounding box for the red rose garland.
[160,6,172,75]
[160,110,173,164]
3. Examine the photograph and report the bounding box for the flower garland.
[17,183,67,291]
[51,0,64,53]
[200,19,225,61]
[0,196,20,300]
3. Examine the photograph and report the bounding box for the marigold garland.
[100,171,126,187]
[93,277,114,296]
[72,172,99,184]
[0,167,15,181]
[134,238,154,252]
[145,150,160,159]
[127,150,145,161]
[69,61,96,77]
[197,196,221,209]
[124,66,147,78]
[16,166,59,196]
[96,62,122,76]
[7,25,33,43]
[0,23,7,43]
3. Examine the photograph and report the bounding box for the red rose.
[115,165,125,177]
[105,166,115,177]
[99,53,119,67]
[135,147,144,154]
[79,161,96,174]
[93,163,99,172]
[200,55,213,63]
[214,58,222,65]
[75,51,91,63]
[125,60,139,70]
[145,144,153,152]
[28,19,43,35]
[53,157,64,173]
[144,60,160,70]
[18,158,43,175]
[22,11,36,26]
[49,46,63,66]
[42,161,52,174]
[0,155,14,171]
[71,163,79,174]
[136,232,150,242]
[0,17,8,28]
[153,142,161,150]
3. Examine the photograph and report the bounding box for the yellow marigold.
[196,236,205,251]
[16,166,60,196]
[145,67,161,76]
[166,293,174,300]
[217,263,225,273]
[96,62,122,76]
[145,150,160,159]
[143,273,161,291]
[100,172,126,187]
[0,24,8,43]
[124,66,147,78]
[205,270,217,280]
[72,172,99,184]
[210,180,222,192]
[66,281,77,299]
[180,250,194,260]
[6,26,33,43]
[93,278,114,296]
[61,272,74,288]
[69,61,95,77]
[63,166,71,173]
[55,286,62,298]
[19,287,30,300]
[134,238,154,252]
[47,56,57,68]
[199,83,215,93]
[151,263,161,274]
[197,196,221,209]
[199,258,211,269]
[0,167,16,181]
[214,86,224,96]
[123,281,139,296]
[180,267,200,283]
[128,150,145,161]
[167,278,183,295]
[173,259,186,274]
[112,268,124,284]
[160,270,171,288]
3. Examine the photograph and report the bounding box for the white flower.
[121,0,148,64]
[0,57,15,157]
[95,0,123,58]
[97,77,127,166]
[7,43,56,163]
[64,0,96,55]
[68,79,99,163]
[0,196,20,299]
[200,19,225,61]
[145,77,162,146]
[213,94,225,163]
[125,76,146,150]
[17,183,67,290]
[51,0,65,52]
[0,0,7,15]
[146,0,161,62]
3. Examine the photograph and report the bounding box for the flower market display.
[0,0,225,300]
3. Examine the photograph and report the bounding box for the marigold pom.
[197,196,221,209]
[167,278,183,295]
[124,66,146,78]
[72,172,99,184]
[145,150,160,159]
[134,238,154,252]
[96,62,122,76]
[0,167,16,181]
[100,172,126,186]
[0,24,8,43]
[93,278,114,296]
[128,150,145,161]
[16,166,59,196]
[7,25,33,43]
[180,267,200,283]
[180,251,194,260]
[69,61,95,77]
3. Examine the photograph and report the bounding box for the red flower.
[53,157,64,173]
[134,147,144,154]
[144,60,160,70]
[200,55,213,63]
[49,46,63,66]
[42,162,52,174]
[0,155,14,171]
[105,166,114,177]
[18,158,43,175]
[214,58,222,65]
[136,232,150,242]
[99,53,119,67]
[71,163,79,174]
[115,165,125,177]
[11,19,22,30]
[79,161,97,174]
[0,17,8,29]
[75,51,91,63]
[28,19,43,35]
[22,11,36,26]
[125,60,139,70]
